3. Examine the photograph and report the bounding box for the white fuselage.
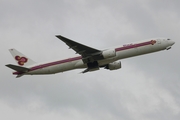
[13,38,174,75]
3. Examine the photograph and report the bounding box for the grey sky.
[1,0,180,120]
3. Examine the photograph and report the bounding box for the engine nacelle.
[105,61,121,70]
[102,49,116,59]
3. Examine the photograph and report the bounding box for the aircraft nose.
[168,40,175,46]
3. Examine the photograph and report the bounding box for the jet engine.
[105,61,121,70]
[102,49,116,59]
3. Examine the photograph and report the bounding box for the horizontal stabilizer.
[6,64,29,72]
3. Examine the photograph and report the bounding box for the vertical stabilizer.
[9,49,36,67]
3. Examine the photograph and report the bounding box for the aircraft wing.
[56,35,103,63]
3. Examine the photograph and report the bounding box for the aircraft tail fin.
[9,49,36,67]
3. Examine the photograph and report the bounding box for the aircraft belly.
[137,45,155,55]
[74,60,86,68]
[27,68,51,75]
[116,48,138,59]
[50,61,77,73]
[137,44,165,55]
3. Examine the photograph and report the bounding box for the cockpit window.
[167,38,171,40]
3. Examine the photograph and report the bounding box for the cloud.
[0,0,180,120]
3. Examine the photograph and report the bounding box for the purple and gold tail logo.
[15,56,28,66]
[151,40,156,45]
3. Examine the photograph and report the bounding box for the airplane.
[6,35,175,78]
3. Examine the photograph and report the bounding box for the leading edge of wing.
[56,35,101,56]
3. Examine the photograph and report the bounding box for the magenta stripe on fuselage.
[30,56,82,71]
[115,41,152,52]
